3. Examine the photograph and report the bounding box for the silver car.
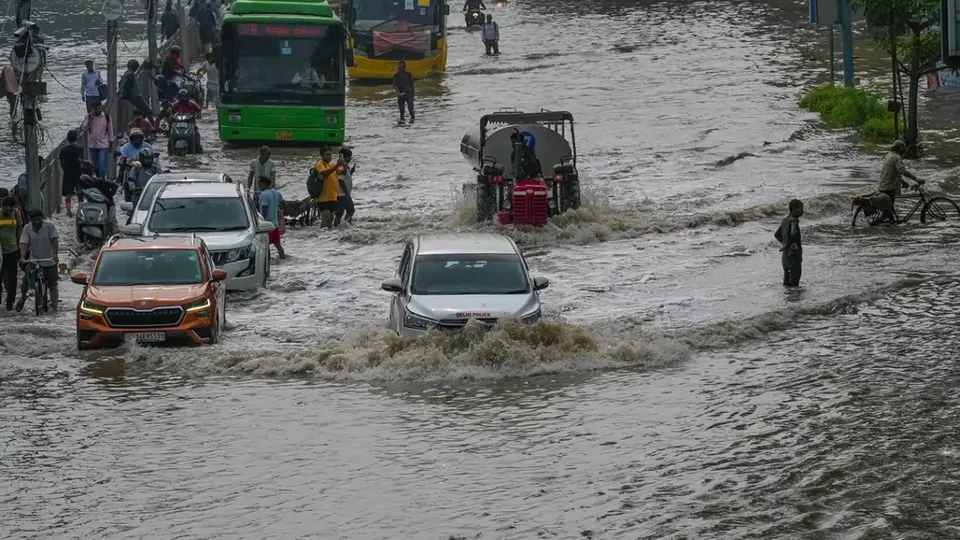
[119,172,235,226]
[381,233,549,337]
[121,182,274,292]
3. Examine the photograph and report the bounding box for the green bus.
[216,0,352,144]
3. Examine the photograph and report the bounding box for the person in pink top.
[81,102,114,178]
[1,64,20,118]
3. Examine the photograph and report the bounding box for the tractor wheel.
[477,184,496,223]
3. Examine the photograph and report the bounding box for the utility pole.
[839,0,855,86]
[146,0,157,112]
[103,0,123,182]
[11,0,48,213]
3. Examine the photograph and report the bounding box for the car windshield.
[410,254,530,295]
[148,197,249,232]
[92,249,204,286]
[137,182,163,211]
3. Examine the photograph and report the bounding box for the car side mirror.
[345,48,355,67]
[533,276,550,291]
[119,202,134,213]
[70,272,88,285]
[256,220,276,233]
[381,277,403,293]
[444,3,450,14]
[212,269,227,281]
[120,223,143,236]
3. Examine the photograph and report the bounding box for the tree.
[852,0,942,157]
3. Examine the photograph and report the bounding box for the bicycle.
[851,182,960,227]
[21,258,55,315]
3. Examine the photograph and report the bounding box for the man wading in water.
[877,140,923,224]
[393,61,415,124]
[775,199,803,287]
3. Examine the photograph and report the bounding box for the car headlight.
[184,298,211,312]
[520,309,541,324]
[403,310,435,330]
[226,245,253,262]
[80,300,106,314]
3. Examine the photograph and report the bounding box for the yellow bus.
[342,0,449,80]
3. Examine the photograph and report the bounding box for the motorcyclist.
[171,89,201,117]
[126,148,162,205]
[171,89,203,152]
[77,174,119,236]
[119,128,157,164]
[160,46,184,101]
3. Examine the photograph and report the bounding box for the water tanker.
[460,110,581,225]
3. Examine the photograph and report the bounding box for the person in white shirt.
[198,53,219,108]
[247,145,276,197]
[292,63,325,88]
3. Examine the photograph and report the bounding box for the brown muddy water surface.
[3,0,960,538]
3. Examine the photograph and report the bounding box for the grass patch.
[799,83,898,144]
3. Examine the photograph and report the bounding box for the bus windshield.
[222,22,345,95]
[350,0,440,33]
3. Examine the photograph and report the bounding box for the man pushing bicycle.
[877,140,923,224]
[17,209,59,313]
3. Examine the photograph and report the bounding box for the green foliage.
[799,84,888,129]
[852,0,941,73]
[861,116,898,143]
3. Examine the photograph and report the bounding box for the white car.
[121,182,274,291]
[119,172,235,226]
[381,233,549,337]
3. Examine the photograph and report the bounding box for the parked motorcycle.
[168,114,201,156]
[75,187,111,248]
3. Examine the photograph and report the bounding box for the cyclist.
[877,140,923,224]
[17,209,59,313]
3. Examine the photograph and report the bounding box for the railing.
[27,11,201,217]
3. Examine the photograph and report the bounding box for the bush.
[860,116,897,144]
[799,83,898,144]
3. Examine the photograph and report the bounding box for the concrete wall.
[29,13,201,217]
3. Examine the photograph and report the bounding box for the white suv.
[119,172,235,226]
[121,182,274,291]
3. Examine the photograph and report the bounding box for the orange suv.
[72,235,227,349]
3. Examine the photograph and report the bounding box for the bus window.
[225,24,344,94]
[351,0,439,33]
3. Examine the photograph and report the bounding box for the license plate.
[276,131,292,141]
[129,332,165,343]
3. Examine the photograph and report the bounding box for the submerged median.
[799,84,897,145]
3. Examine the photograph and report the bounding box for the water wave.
[66,272,951,383]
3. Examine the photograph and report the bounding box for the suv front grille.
[105,307,185,328]
[436,318,498,331]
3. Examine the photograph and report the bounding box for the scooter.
[465,9,484,28]
[168,114,200,156]
[75,187,111,248]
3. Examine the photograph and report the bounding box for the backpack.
[773,223,783,243]
[306,163,324,198]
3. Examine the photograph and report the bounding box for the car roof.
[158,182,242,199]
[105,235,204,250]
[414,233,519,256]
[149,172,229,183]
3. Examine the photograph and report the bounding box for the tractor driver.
[510,131,542,179]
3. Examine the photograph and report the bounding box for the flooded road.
[3,0,960,538]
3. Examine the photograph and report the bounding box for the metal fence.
[27,13,201,216]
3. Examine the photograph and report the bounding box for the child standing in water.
[775,199,804,287]
[258,176,285,260]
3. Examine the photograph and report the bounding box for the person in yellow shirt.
[314,147,346,228]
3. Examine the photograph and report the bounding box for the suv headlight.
[184,298,211,312]
[403,310,435,330]
[80,300,106,314]
[520,309,541,324]
[226,245,253,262]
